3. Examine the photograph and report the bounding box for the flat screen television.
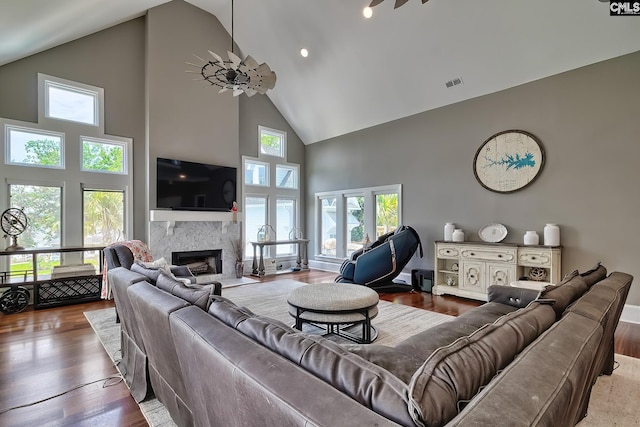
[156,157,237,211]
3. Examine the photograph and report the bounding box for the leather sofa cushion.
[539,270,588,318]
[131,262,162,284]
[156,274,214,310]
[105,244,135,269]
[393,302,516,366]
[208,296,416,427]
[447,312,603,427]
[408,302,556,427]
[580,262,607,287]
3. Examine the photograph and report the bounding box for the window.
[45,80,98,126]
[259,126,286,158]
[1,74,133,280]
[375,192,399,237]
[320,197,337,257]
[276,164,298,189]
[244,159,269,186]
[243,126,300,262]
[244,196,268,257]
[83,189,125,245]
[81,137,126,173]
[83,189,125,270]
[276,199,296,255]
[6,125,64,168]
[316,185,401,260]
[346,195,365,257]
[8,183,62,280]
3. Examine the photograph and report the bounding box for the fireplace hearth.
[172,249,222,275]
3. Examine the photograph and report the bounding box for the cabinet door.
[460,261,485,294]
[488,263,515,287]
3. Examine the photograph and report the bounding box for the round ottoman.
[287,283,379,343]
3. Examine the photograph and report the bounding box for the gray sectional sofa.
[109,263,632,427]
[106,257,221,404]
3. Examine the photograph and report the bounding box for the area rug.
[85,279,640,426]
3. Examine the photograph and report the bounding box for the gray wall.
[306,51,640,305]
[0,18,147,240]
[146,0,239,213]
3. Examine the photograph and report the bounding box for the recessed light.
[363,6,373,19]
[300,48,309,58]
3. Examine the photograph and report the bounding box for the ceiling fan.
[187,0,276,97]
[369,0,430,9]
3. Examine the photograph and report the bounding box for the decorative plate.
[478,223,508,243]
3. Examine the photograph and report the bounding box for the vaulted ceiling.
[2,0,640,144]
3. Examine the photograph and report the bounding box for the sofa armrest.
[488,285,540,308]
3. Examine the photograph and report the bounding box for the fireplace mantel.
[150,210,241,235]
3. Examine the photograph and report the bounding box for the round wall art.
[473,130,545,193]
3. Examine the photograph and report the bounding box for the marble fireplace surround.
[149,210,240,280]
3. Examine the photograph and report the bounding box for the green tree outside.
[24,139,61,166]
[82,140,124,172]
[376,193,398,236]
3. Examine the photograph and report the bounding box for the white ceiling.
[2,0,640,144]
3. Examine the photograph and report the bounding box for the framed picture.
[473,130,545,193]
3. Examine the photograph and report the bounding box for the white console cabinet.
[434,241,561,301]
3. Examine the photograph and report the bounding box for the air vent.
[445,77,463,88]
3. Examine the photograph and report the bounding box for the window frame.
[5,124,65,169]
[44,77,100,127]
[244,158,270,187]
[80,136,127,174]
[258,125,286,159]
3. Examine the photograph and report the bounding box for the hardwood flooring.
[1,269,638,426]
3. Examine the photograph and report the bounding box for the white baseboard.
[308,260,341,273]
[621,304,640,324]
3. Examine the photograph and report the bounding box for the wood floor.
[1,269,638,426]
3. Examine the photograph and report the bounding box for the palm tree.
[376,194,398,236]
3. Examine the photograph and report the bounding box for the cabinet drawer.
[460,247,516,263]
[518,249,552,267]
[437,245,460,259]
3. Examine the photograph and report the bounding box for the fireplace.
[172,249,222,275]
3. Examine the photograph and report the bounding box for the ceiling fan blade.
[233,88,244,97]
[244,88,258,97]
[422,0,429,3]
[208,50,224,65]
[218,86,229,94]
[243,55,259,69]
[394,0,410,8]
[228,51,242,68]
[369,0,385,7]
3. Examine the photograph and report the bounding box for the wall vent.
[445,77,463,88]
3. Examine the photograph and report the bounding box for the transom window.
[259,126,286,158]
[81,137,126,173]
[5,125,64,168]
[45,80,99,126]
[244,159,269,186]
